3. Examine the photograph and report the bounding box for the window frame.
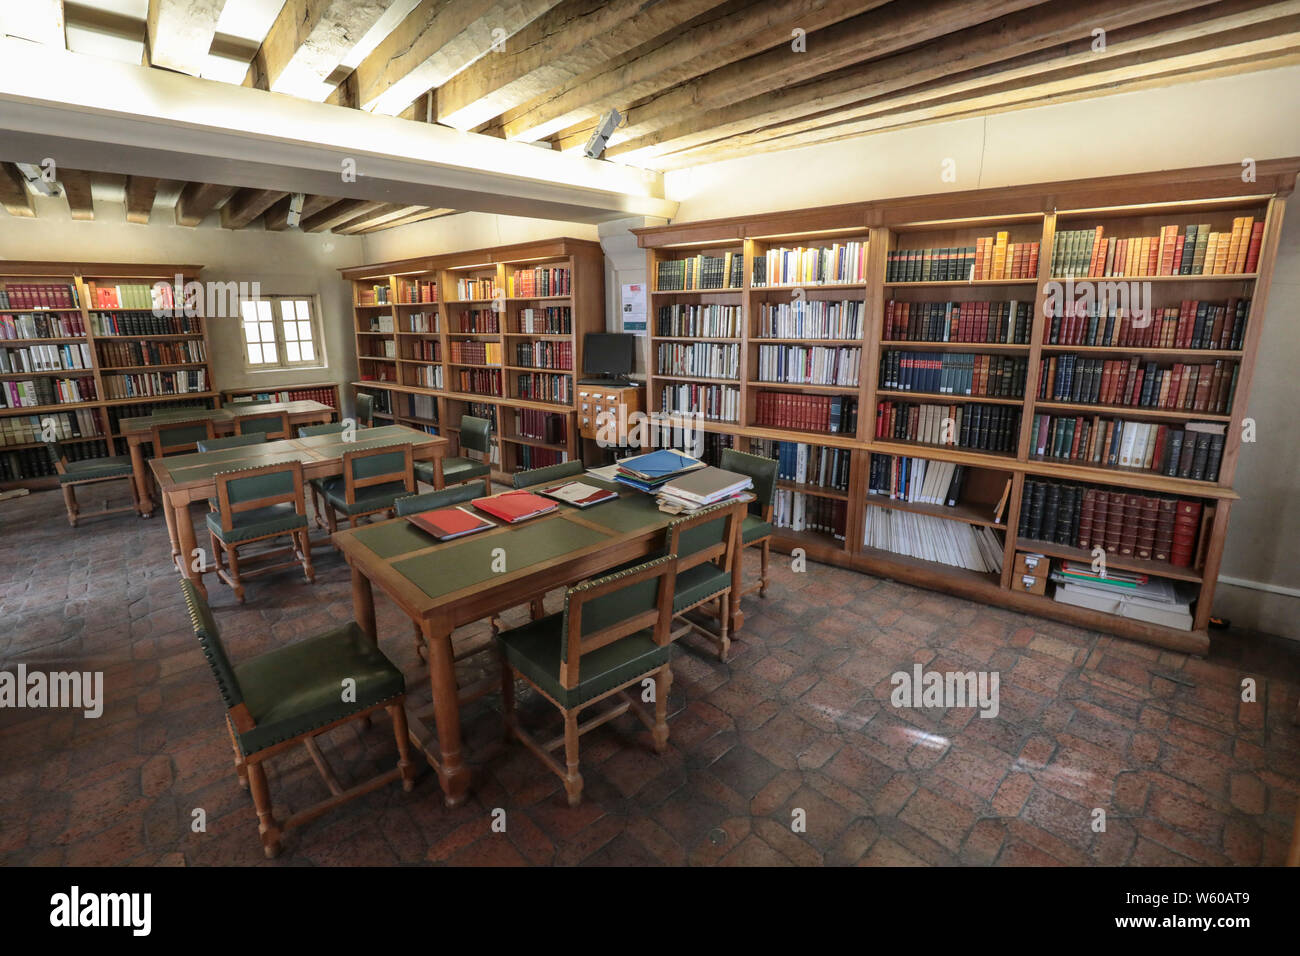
[239,294,327,372]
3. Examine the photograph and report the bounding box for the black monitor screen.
[583,333,635,377]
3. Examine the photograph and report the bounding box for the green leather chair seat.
[742,515,775,544]
[233,621,405,755]
[497,613,669,709]
[58,456,133,483]
[417,457,490,486]
[673,562,731,611]
[320,478,410,515]
[206,502,308,543]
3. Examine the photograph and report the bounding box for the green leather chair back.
[222,466,296,506]
[350,447,409,482]
[671,499,737,559]
[356,392,374,428]
[459,415,491,454]
[234,411,290,439]
[153,420,215,456]
[394,479,489,516]
[298,422,348,438]
[196,434,267,453]
[569,555,675,645]
[512,459,584,489]
[720,447,778,517]
[180,578,244,709]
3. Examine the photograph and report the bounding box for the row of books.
[657,342,740,380]
[879,351,1027,398]
[660,383,740,423]
[406,394,438,421]
[102,370,207,399]
[105,398,212,432]
[448,341,502,366]
[0,409,103,447]
[886,235,1039,282]
[514,372,571,404]
[231,386,336,408]
[85,282,167,310]
[513,408,567,444]
[751,439,852,491]
[774,491,847,539]
[455,277,498,301]
[362,341,397,359]
[1,376,96,408]
[457,369,502,395]
[1046,298,1250,351]
[404,311,437,332]
[656,304,742,339]
[0,440,117,481]
[460,400,497,429]
[0,283,78,309]
[97,340,206,368]
[451,309,499,333]
[509,267,570,298]
[866,454,968,508]
[407,340,439,362]
[1019,478,1205,567]
[515,341,573,370]
[398,279,437,303]
[365,314,395,333]
[884,300,1032,345]
[1,343,93,373]
[357,284,392,305]
[751,242,867,286]
[517,307,572,334]
[756,345,861,387]
[863,505,1005,573]
[1037,355,1238,414]
[515,446,566,469]
[754,392,858,434]
[90,311,202,336]
[413,365,444,389]
[655,254,743,291]
[1030,415,1225,482]
[1051,219,1263,277]
[1,312,87,339]
[875,401,1020,454]
[756,300,863,340]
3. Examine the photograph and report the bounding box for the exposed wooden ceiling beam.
[124,175,159,224]
[4,0,67,47]
[353,206,456,233]
[220,187,287,229]
[174,180,236,226]
[333,0,565,116]
[500,0,889,143]
[59,168,94,220]
[301,198,385,232]
[610,0,1237,165]
[146,0,225,76]
[263,193,340,231]
[435,0,720,132]
[331,202,421,233]
[0,163,36,218]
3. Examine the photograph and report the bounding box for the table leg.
[351,562,377,643]
[161,488,180,560]
[422,615,470,807]
[432,455,445,490]
[129,438,154,516]
[172,493,206,599]
[728,515,745,634]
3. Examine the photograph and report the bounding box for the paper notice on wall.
[621,282,647,335]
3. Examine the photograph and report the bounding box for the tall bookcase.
[342,238,605,482]
[636,159,1299,654]
[0,261,213,490]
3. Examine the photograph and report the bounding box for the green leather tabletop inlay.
[577,494,672,534]
[163,452,316,484]
[392,516,611,600]
[351,519,454,559]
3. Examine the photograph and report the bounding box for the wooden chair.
[180,579,415,858]
[315,443,416,533]
[298,421,349,438]
[151,418,216,456]
[43,441,142,526]
[196,433,267,453]
[355,392,374,428]
[207,460,314,602]
[512,459,585,488]
[496,553,678,806]
[416,414,491,489]
[234,410,292,441]
[666,499,741,661]
[719,448,779,599]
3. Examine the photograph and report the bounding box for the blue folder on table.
[614,449,704,491]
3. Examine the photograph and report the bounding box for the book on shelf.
[751,242,867,286]
[0,283,79,309]
[655,253,742,291]
[1046,298,1250,351]
[1050,218,1263,277]
[0,438,116,481]
[657,342,740,380]
[398,279,437,303]
[365,314,395,334]
[90,311,201,336]
[656,303,742,338]
[102,369,207,399]
[457,368,503,395]
[0,409,102,446]
[515,340,573,370]
[756,299,863,340]
[754,392,858,434]
[886,235,1038,282]
[456,277,498,300]
[1037,354,1238,414]
[415,365,444,389]
[406,393,438,421]
[875,401,1019,454]
[1,376,97,409]
[879,351,1026,398]
[756,345,860,387]
[513,408,567,444]
[448,341,502,365]
[509,267,570,297]
[774,489,847,540]
[0,342,94,373]
[751,439,851,491]
[660,382,739,423]
[862,504,1005,573]
[1030,415,1226,482]
[517,306,572,334]
[514,371,570,404]
[404,311,437,333]
[407,505,495,541]
[1050,573,1196,630]
[84,282,165,310]
[514,445,563,469]
[96,339,205,367]
[1,311,87,339]
[356,284,391,305]
[884,299,1031,345]
[451,309,500,333]
[867,453,967,508]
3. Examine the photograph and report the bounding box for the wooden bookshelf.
[222,381,339,410]
[0,261,210,490]
[636,159,1300,654]
[342,238,605,482]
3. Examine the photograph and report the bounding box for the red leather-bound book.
[472,491,557,524]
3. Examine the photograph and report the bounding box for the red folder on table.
[472,490,558,524]
[406,506,495,541]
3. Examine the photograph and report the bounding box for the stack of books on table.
[1049,560,1196,630]
[613,449,705,493]
[656,466,753,515]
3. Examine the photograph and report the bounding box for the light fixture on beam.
[14,162,59,197]
[285,192,305,228]
[583,110,622,160]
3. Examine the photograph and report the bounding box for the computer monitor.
[582,333,635,383]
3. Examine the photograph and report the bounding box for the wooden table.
[149,424,449,598]
[121,400,336,516]
[331,477,749,807]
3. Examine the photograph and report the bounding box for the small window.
[240,296,325,370]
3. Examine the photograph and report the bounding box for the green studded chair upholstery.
[665,498,742,662]
[394,478,490,517]
[496,553,679,806]
[179,578,413,858]
[234,410,292,440]
[197,433,268,453]
[316,443,416,533]
[151,418,217,457]
[298,421,349,438]
[355,392,374,428]
[720,447,779,600]
[416,414,491,488]
[43,441,141,527]
[207,460,314,602]
[512,459,585,489]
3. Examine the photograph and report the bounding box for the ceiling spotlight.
[285,192,305,228]
[583,109,623,160]
[15,162,59,197]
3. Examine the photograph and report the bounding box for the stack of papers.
[472,490,558,524]
[1050,567,1195,630]
[613,449,705,493]
[656,466,752,514]
[539,481,618,508]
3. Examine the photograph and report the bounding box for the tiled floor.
[2,482,1299,866]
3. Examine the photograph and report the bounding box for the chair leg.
[412,622,427,661]
[226,718,248,790]
[226,543,246,604]
[716,595,731,662]
[388,701,416,792]
[652,664,673,754]
[299,528,315,583]
[499,653,516,743]
[325,505,338,535]
[61,484,78,527]
[759,539,770,598]
[563,710,583,807]
[529,597,545,620]
[246,761,282,858]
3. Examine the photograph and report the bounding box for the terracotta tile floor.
[2,483,1299,866]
